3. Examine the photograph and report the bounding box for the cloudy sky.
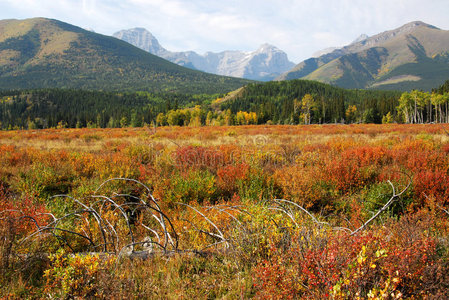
[1,0,449,62]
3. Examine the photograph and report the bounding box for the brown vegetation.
[1,124,449,298]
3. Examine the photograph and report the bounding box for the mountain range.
[0,18,250,93]
[278,21,449,91]
[0,18,448,93]
[113,28,295,81]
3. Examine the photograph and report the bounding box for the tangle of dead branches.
[1,175,413,260]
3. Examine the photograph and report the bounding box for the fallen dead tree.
[1,175,414,260]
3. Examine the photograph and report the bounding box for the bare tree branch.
[351,177,412,236]
[273,199,329,226]
[178,202,229,248]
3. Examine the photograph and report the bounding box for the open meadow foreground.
[0,124,449,298]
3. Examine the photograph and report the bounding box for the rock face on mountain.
[113,28,295,81]
[351,34,369,44]
[0,18,251,93]
[278,21,449,91]
[113,28,169,56]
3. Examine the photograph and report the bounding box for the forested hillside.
[0,89,217,129]
[220,80,401,124]
[3,79,449,130]
[0,18,251,93]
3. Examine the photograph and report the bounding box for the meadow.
[1,124,449,298]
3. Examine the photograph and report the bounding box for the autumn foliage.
[1,124,449,298]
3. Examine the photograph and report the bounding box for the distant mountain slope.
[311,34,369,58]
[113,28,295,81]
[278,21,449,91]
[0,18,251,93]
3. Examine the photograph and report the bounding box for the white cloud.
[82,0,97,15]
[312,32,346,48]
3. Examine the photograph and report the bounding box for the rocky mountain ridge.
[278,21,449,91]
[113,28,295,81]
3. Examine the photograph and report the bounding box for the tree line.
[0,89,219,130]
[396,90,449,124]
[220,80,401,124]
[1,79,449,129]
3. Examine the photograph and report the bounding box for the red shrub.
[414,170,449,206]
[217,163,249,196]
[174,146,225,173]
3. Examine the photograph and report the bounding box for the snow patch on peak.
[113,28,295,81]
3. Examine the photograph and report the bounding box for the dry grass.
[371,74,421,87]
[1,123,449,298]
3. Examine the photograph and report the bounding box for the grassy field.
[1,124,449,298]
